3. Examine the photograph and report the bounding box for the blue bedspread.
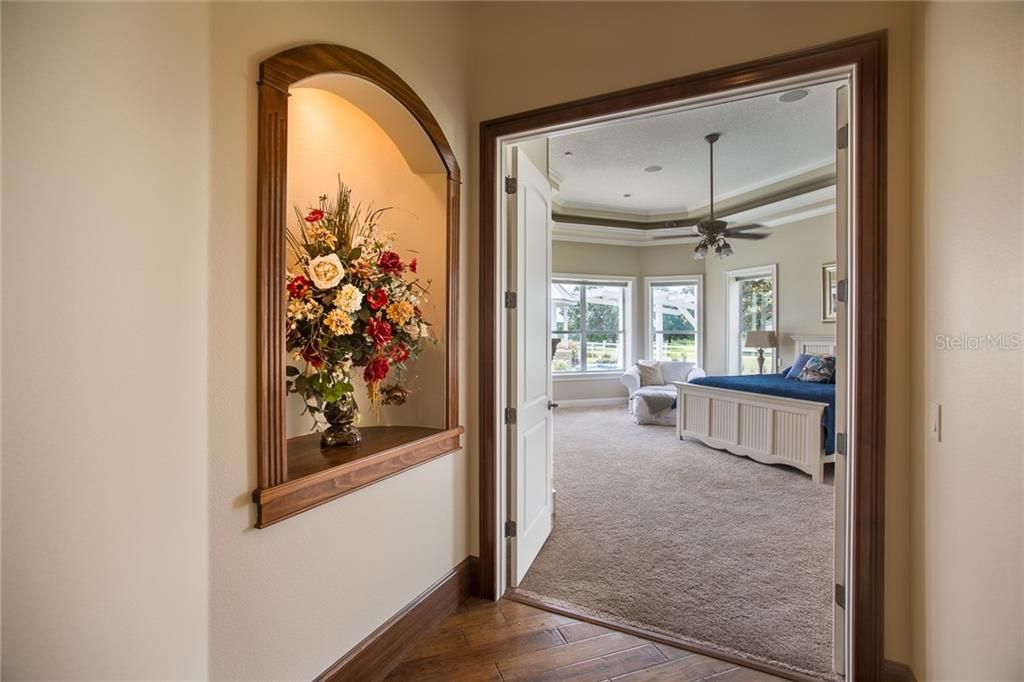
[686,373,836,454]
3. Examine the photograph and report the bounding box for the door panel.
[833,82,850,676]
[509,147,554,586]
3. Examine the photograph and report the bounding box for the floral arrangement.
[285,180,430,443]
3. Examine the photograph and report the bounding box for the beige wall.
[703,213,836,375]
[910,4,1024,680]
[285,87,448,434]
[2,3,212,678]
[6,2,1024,680]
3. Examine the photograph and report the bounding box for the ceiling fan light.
[693,241,708,260]
[717,241,734,258]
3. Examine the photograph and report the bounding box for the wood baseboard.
[882,659,917,682]
[317,556,479,682]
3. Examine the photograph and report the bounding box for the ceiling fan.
[692,132,767,259]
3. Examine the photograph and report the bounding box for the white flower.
[419,323,430,339]
[307,254,344,289]
[404,321,421,340]
[334,284,363,313]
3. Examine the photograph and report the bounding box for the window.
[551,277,630,374]
[646,276,702,364]
[727,265,777,375]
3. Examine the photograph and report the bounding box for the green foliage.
[740,278,774,331]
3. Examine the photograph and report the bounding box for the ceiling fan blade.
[725,223,767,232]
[725,231,768,240]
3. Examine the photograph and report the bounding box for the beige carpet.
[518,405,835,678]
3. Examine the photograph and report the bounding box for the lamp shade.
[744,330,777,349]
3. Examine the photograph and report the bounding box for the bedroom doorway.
[479,32,886,682]
[499,81,845,677]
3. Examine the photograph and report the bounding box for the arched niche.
[254,44,462,527]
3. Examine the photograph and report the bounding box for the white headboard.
[790,334,837,360]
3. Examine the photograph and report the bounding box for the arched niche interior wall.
[254,44,462,527]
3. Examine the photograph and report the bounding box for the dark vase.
[320,393,361,448]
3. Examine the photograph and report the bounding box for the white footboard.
[674,382,833,482]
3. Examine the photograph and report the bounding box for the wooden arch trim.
[259,43,460,181]
[256,43,462,515]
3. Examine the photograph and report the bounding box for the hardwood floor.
[386,598,789,681]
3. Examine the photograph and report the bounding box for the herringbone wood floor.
[386,598,789,681]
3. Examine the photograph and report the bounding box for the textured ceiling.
[548,82,840,217]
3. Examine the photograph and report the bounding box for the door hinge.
[504,407,517,425]
[836,432,847,456]
[504,519,517,538]
[837,278,848,304]
[504,175,518,194]
[504,291,517,309]
[835,583,846,609]
[836,124,849,151]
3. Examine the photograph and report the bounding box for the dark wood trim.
[478,31,887,680]
[317,556,478,682]
[506,590,823,682]
[256,43,462,522]
[254,426,464,527]
[882,659,918,682]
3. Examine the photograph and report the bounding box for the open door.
[507,147,555,586]
[833,82,850,676]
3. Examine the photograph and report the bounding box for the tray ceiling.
[548,81,841,219]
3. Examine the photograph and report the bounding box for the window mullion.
[580,285,587,372]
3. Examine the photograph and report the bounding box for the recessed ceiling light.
[623,193,633,198]
[643,165,663,173]
[779,89,810,103]
[563,151,574,157]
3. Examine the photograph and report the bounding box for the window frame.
[725,264,779,375]
[643,275,704,368]
[551,273,634,380]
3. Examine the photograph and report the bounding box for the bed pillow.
[797,354,836,383]
[636,360,665,386]
[785,353,813,379]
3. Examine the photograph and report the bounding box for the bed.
[674,335,836,482]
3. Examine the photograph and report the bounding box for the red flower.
[304,209,324,223]
[389,344,410,363]
[287,276,312,299]
[301,344,324,368]
[409,258,418,273]
[365,318,393,346]
[363,357,390,383]
[413,306,422,318]
[378,251,403,274]
[367,288,389,310]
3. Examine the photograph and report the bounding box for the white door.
[833,82,850,676]
[508,147,555,586]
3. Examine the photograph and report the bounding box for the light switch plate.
[930,403,942,442]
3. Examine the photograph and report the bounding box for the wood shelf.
[254,425,464,527]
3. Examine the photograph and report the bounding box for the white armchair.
[621,360,706,425]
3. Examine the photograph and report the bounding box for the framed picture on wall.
[822,262,838,323]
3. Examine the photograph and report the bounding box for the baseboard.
[555,397,627,407]
[317,555,478,682]
[882,659,917,682]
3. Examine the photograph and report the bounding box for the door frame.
[478,32,887,680]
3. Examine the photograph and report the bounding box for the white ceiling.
[548,82,841,218]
